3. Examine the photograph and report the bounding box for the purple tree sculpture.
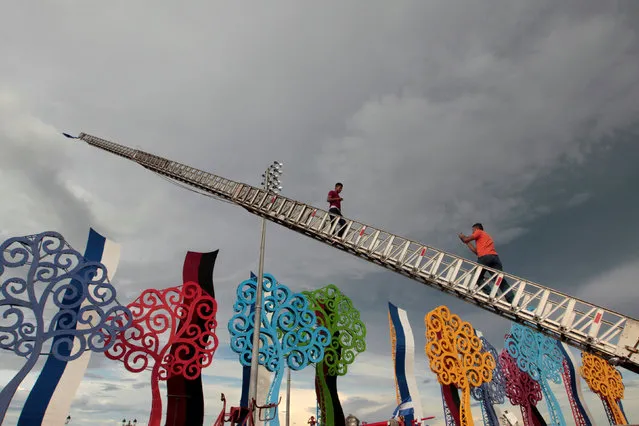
[0,231,131,424]
[471,332,506,426]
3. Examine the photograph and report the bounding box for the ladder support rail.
[73,132,639,373]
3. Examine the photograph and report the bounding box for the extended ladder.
[68,132,639,374]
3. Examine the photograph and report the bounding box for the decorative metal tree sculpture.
[505,323,566,426]
[499,349,543,426]
[0,231,131,425]
[18,228,123,426]
[471,332,506,426]
[424,306,495,426]
[229,273,331,426]
[579,352,628,425]
[303,284,367,426]
[106,281,219,426]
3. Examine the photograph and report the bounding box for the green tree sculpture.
[303,284,366,426]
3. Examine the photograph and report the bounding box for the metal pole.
[248,171,268,423]
[285,367,291,426]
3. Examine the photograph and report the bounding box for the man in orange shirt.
[458,223,514,303]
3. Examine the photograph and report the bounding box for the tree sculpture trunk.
[150,362,163,426]
[0,350,41,424]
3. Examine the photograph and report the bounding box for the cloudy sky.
[2,0,639,425]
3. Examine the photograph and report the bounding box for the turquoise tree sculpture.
[303,284,367,426]
[0,231,131,424]
[505,323,567,426]
[471,333,506,426]
[228,273,331,426]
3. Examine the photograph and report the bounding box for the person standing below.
[327,182,346,237]
[458,223,514,303]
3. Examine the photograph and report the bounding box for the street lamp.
[248,161,283,423]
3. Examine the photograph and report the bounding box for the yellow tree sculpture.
[425,306,495,426]
[579,352,628,425]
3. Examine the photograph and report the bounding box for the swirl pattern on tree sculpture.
[303,284,366,376]
[0,231,131,425]
[425,305,495,426]
[106,281,218,426]
[471,335,506,426]
[499,349,542,426]
[228,273,331,372]
[505,324,566,426]
[580,352,627,425]
[228,273,331,426]
[304,284,366,426]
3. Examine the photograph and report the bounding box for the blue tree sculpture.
[228,273,331,426]
[505,323,567,426]
[471,333,506,426]
[0,231,131,424]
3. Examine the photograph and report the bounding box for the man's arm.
[466,242,477,255]
[458,232,478,244]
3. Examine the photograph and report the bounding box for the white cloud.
[576,257,639,318]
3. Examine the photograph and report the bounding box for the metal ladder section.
[75,132,639,374]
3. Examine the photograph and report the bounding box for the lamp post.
[285,366,291,426]
[248,161,283,422]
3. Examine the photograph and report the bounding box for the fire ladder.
[66,132,639,374]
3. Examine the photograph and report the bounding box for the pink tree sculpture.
[499,349,543,426]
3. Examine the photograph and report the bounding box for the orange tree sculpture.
[580,352,628,425]
[425,305,495,426]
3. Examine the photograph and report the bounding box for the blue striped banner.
[388,302,423,424]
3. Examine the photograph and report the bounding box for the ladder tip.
[62,132,79,139]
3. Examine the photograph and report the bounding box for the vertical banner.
[165,250,219,426]
[557,342,593,425]
[388,302,423,423]
[440,384,461,426]
[471,330,506,426]
[17,228,121,426]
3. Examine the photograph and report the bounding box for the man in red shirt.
[458,223,514,303]
[327,182,346,237]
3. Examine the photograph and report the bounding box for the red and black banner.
[165,250,219,426]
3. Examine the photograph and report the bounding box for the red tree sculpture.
[106,281,218,426]
[499,349,543,426]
